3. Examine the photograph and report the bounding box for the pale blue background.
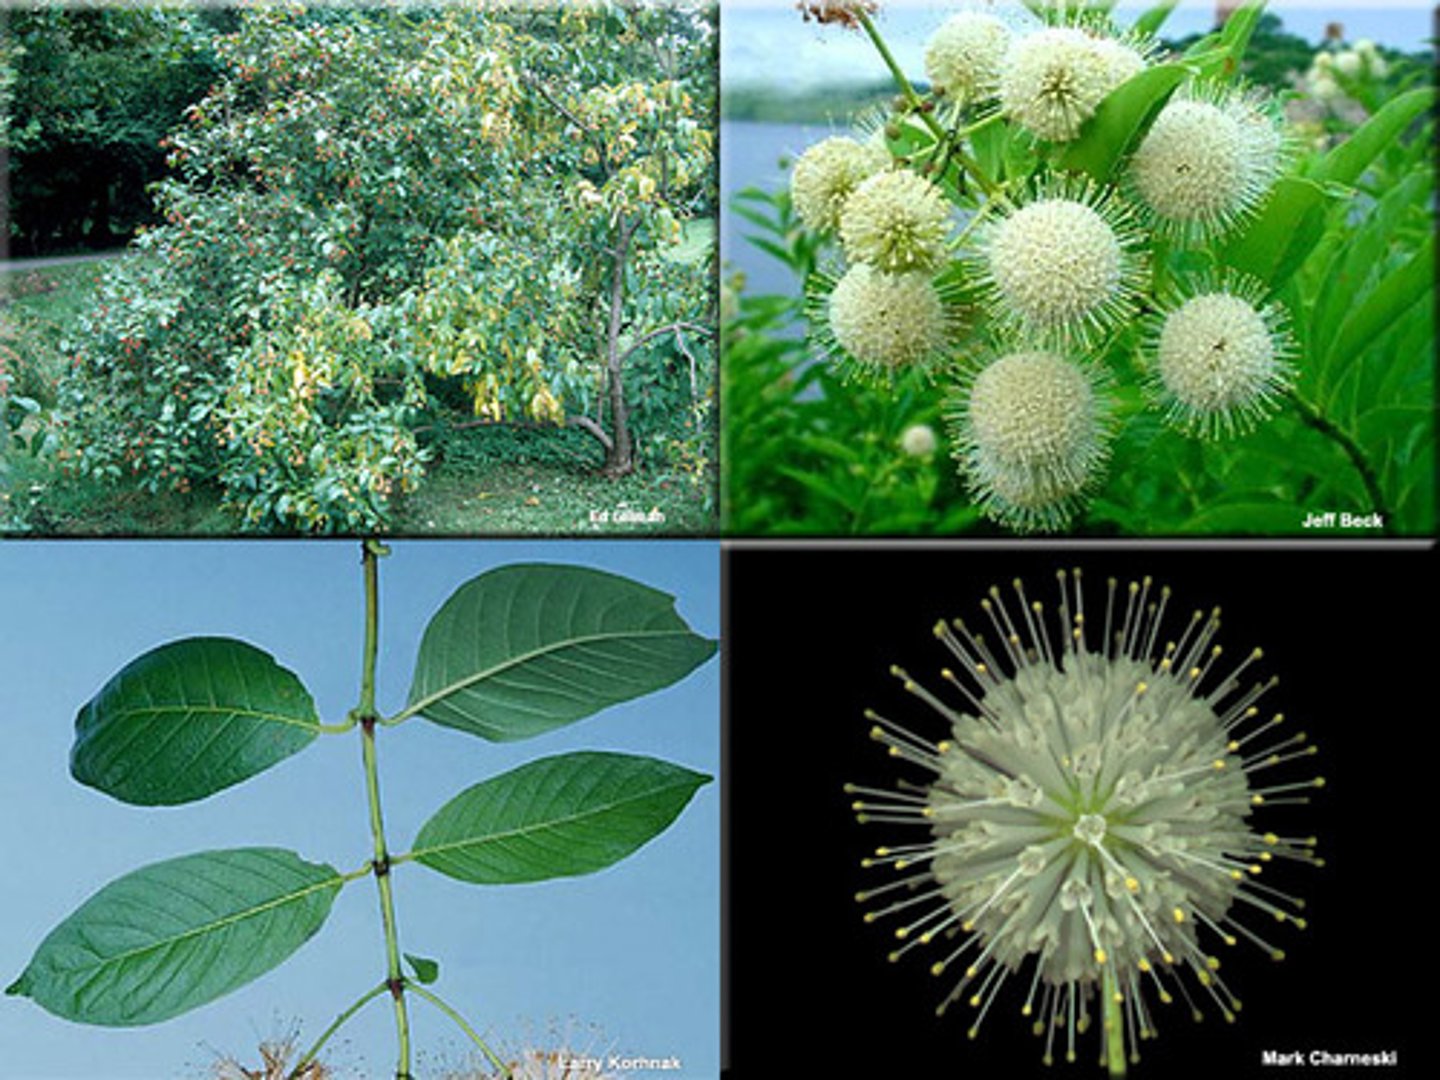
[0,540,720,1079]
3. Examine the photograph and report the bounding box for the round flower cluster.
[786,3,1293,533]
[999,25,1146,142]
[1145,273,1295,438]
[924,11,1012,109]
[1128,85,1284,243]
[850,571,1320,1065]
[829,264,952,374]
[790,135,891,233]
[950,351,1109,532]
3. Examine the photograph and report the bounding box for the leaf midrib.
[85,703,320,734]
[411,776,699,866]
[59,868,341,979]
[397,627,704,724]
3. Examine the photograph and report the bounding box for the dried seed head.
[790,135,891,233]
[1147,276,1295,439]
[950,350,1110,533]
[1127,85,1284,244]
[973,180,1145,348]
[923,11,1012,107]
[839,169,953,274]
[827,264,953,374]
[853,571,1319,1065]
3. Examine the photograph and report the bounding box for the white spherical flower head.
[790,136,890,233]
[1150,284,1294,438]
[999,27,1113,142]
[924,11,1012,108]
[1092,35,1146,89]
[852,572,1321,1063]
[900,423,939,458]
[1128,88,1283,243]
[978,188,1144,347]
[839,169,953,273]
[954,351,1109,532]
[828,264,950,374]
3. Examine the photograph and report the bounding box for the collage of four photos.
[1,1,1432,1077]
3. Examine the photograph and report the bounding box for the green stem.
[1285,390,1394,533]
[1103,966,1127,1078]
[357,540,413,1080]
[854,8,999,197]
[407,982,512,1079]
[288,981,390,1080]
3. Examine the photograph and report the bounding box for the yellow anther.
[894,859,910,870]
[1094,948,1107,965]
[1125,876,1139,893]
[1212,759,1226,770]
[1173,908,1185,924]
[931,961,945,976]
[1263,833,1278,845]
[1206,956,1220,970]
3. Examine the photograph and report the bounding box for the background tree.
[3,4,229,256]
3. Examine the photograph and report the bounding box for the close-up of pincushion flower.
[973,182,1146,348]
[850,571,1321,1071]
[1127,84,1284,244]
[950,350,1110,532]
[839,168,953,274]
[789,134,891,233]
[825,263,955,376]
[923,10,1012,109]
[1145,274,1295,439]
[998,26,1131,143]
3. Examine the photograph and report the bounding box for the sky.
[0,540,720,1080]
[722,1,1437,91]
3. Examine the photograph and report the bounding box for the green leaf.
[404,953,440,985]
[1309,87,1435,187]
[1218,177,1333,287]
[71,637,321,806]
[1131,0,1180,37]
[411,751,710,885]
[6,849,342,1026]
[404,564,716,741]
[1058,63,1187,183]
[1323,232,1434,372]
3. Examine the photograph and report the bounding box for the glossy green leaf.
[1218,177,1332,287]
[6,848,342,1026]
[404,564,716,741]
[404,953,440,985]
[1309,86,1435,187]
[1324,233,1434,376]
[412,751,710,884]
[1058,63,1187,183]
[71,637,321,806]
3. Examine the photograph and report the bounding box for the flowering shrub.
[736,1,1433,536]
[48,2,714,532]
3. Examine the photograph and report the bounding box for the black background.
[723,542,1431,1080]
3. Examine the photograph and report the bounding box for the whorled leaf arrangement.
[7,543,716,1080]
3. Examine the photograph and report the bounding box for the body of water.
[720,118,847,299]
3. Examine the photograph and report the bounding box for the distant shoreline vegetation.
[722,79,903,124]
